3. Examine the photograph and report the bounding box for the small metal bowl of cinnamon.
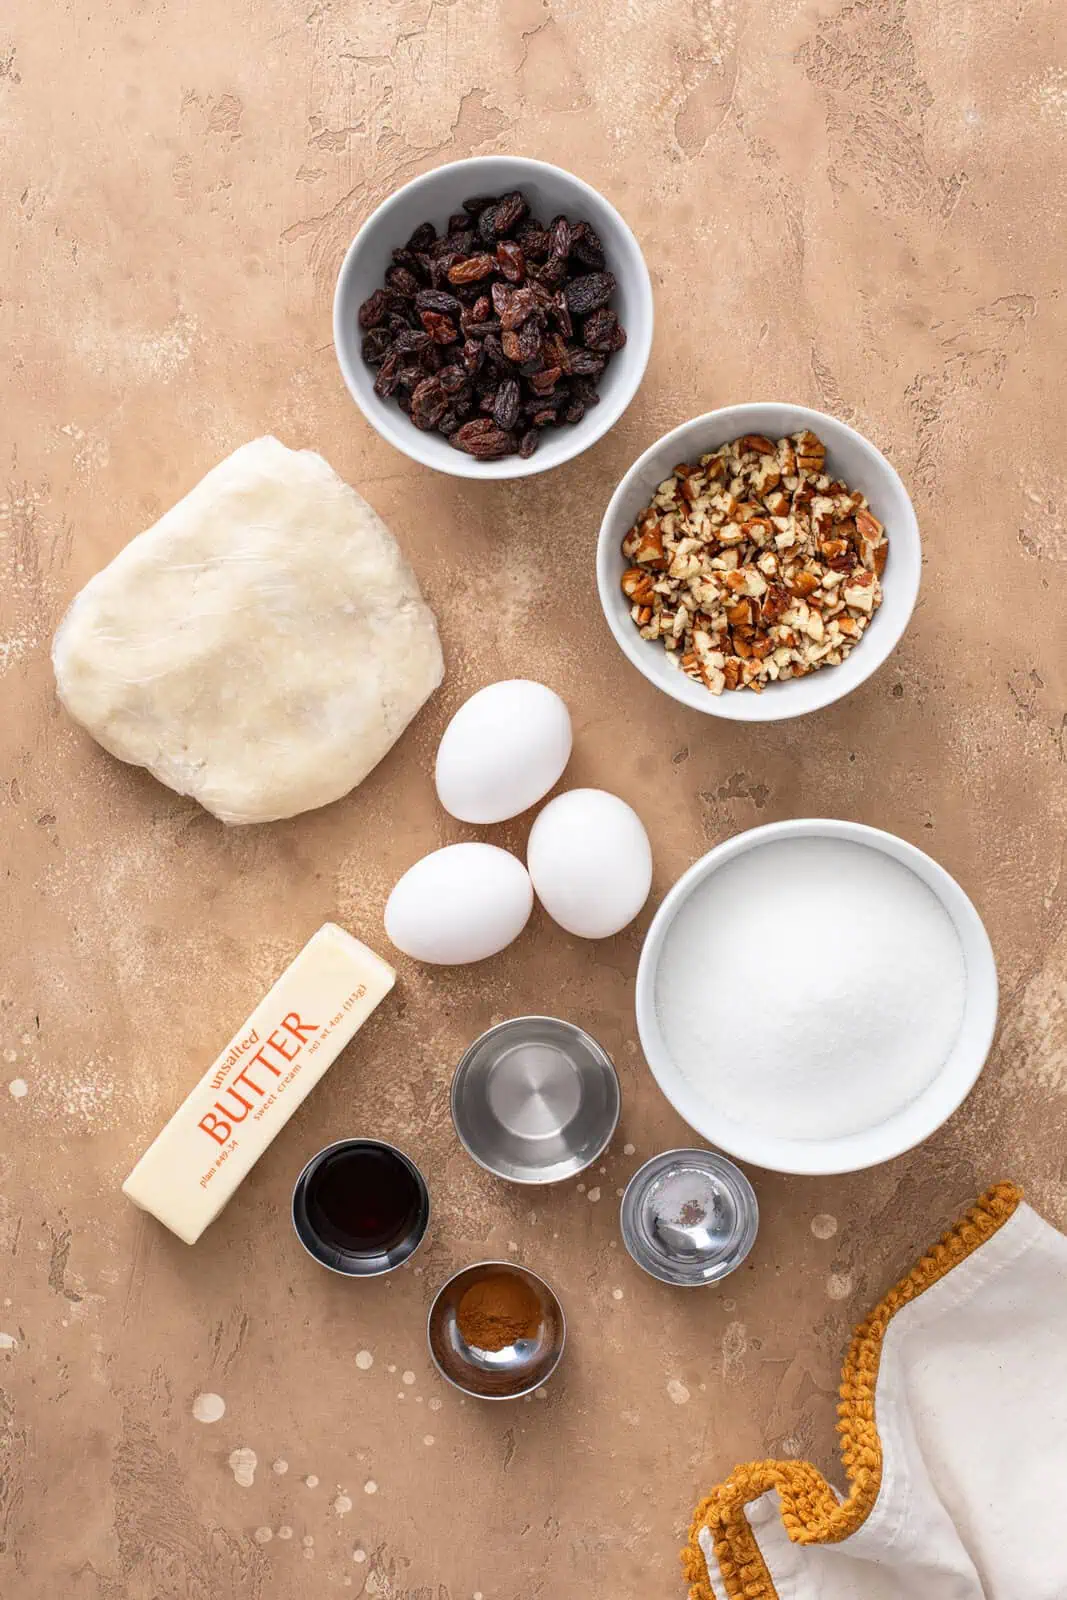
[427,1260,565,1400]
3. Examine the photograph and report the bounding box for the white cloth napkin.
[686,1184,1067,1600]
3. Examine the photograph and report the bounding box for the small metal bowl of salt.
[451,1016,620,1184]
[620,1149,759,1287]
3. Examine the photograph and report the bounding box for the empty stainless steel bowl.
[427,1260,566,1400]
[451,1016,620,1184]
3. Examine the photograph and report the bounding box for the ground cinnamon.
[456,1273,541,1352]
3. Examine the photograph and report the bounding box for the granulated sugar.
[655,838,967,1140]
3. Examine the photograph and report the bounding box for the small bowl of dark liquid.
[292,1139,430,1276]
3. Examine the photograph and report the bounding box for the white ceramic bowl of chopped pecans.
[596,404,921,719]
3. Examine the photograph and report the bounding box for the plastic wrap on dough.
[52,437,444,824]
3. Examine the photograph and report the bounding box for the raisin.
[564,271,616,315]
[373,351,401,397]
[461,338,483,376]
[461,320,502,341]
[458,303,480,335]
[493,377,521,431]
[420,309,459,344]
[390,247,428,279]
[447,253,496,284]
[430,253,462,287]
[549,215,572,258]
[415,287,463,317]
[563,345,606,377]
[483,332,508,369]
[551,291,573,340]
[392,327,432,355]
[515,222,551,260]
[491,190,529,236]
[517,317,545,361]
[564,396,587,424]
[582,308,627,351]
[438,410,461,436]
[518,429,540,459]
[570,377,601,407]
[450,420,516,458]
[447,211,470,234]
[528,365,562,396]
[358,288,391,329]
[385,265,421,298]
[478,388,499,414]
[499,286,539,330]
[429,233,461,260]
[542,331,569,369]
[471,294,492,322]
[462,194,498,216]
[406,220,437,252]
[477,205,498,246]
[361,327,393,364]
[438,363,467,394]
[533,255,567,289]
[570,220,605,268]
[445,229,475,257]
[495,240,526,283]
[527,278,555,309]
[530,408,559,427]
[410,376,449,431]
[502,321,543,364]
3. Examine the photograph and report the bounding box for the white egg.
[435,680,572,825]
[385,842,533,965]
[527,789,652,940]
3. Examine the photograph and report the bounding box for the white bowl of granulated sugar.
[636,819,998,1176]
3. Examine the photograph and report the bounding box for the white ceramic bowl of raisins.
[596,403,922,722]
[333,156,653,479]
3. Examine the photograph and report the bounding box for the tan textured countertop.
[2,3,1066,1596]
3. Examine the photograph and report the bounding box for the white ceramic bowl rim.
[636,819,998,1175]
[333,155,654,479]
[596,402,922,721]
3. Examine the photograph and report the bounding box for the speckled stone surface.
[2,3,1066,1596]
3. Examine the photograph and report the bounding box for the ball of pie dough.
[52,437,444,824]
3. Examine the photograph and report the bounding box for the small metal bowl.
[451,1016,620,1184]
[291,1139,430,1277]
[620,1149,758,1287]
[427,1261,566,1400]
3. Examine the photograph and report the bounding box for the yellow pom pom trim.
[683,1181,1023,1600]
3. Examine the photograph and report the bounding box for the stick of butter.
[122,923,395,1244]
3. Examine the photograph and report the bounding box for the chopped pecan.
[621,567,656,605]
[794,430,825,473]
[631,521,667,568]
[791,570,821,597]
[726,598,755,628]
